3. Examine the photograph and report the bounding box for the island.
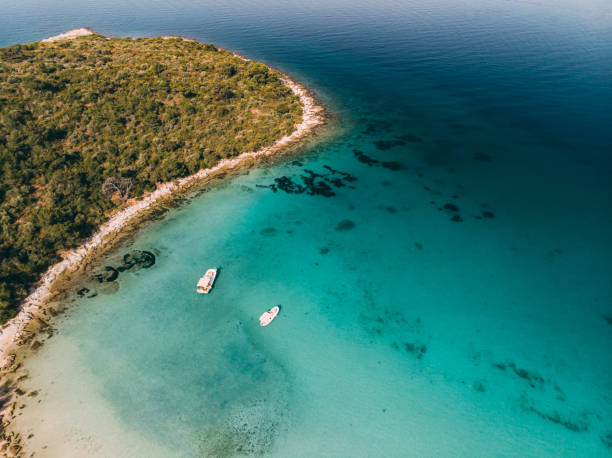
[0,29,322,330]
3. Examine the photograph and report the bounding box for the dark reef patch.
[474,152,493,161]
[473,381,487,392]
[482,211,495,219]
[493,361,546,388]
[301,169,335,197]
[404,342,427,359]
[87,250,156,295]
[443,203,459,212]
[328,177,346,188]
[450,215,463,222]
[118,250,156,271]
[76,287,97,298]
[601,432,612,449]
[525,405,590,433]
[94,266,119,283]
[352,150,403,172]
[260,227,277,236]
[415,242,423,250]
[258,165,356,198]
[603,315,612,325]
[272,176,303,194]
[323,165,357,182]
[507,362,545,387]
[353,150,379,166]
[319,247,329,255]
[374,139,406,150]
[381,161,403,171]
[335,220,356,231]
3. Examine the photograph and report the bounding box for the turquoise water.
[2,0,612,456]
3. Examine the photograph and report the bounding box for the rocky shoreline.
[0,29,326,456]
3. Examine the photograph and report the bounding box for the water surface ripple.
[2,0,611,456]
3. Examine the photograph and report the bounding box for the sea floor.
[11,112,612,456]
[3,0,612,454]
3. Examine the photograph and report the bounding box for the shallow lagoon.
[3,0,612,455]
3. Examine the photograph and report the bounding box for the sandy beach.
[0,30,324,372]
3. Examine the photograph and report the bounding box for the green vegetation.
[0,35,302,321]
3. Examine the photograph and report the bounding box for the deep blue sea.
[2,0,612,456]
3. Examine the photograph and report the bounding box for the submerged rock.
[353,150,379,166]
[260,166,355,198]
[260,227,277,236]
[335,220,356,231]
[404,342,427,359]
[328,177,346,188]
[91,250,155,286]
[601,432,612,449]
[274,176,304,194]
[119,250,156,271]
[301,170,336,197]
[525,405,590,433]
[323,165,357,182]
[374,139,405,150]
[507,362,545,387]
[94,266,119,283]
[493,360,546,389]
[381,161,403,171]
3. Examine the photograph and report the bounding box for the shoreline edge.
[0,29,326,370]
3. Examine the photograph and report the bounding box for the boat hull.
[197,268,217,294]
[259,306,280,326]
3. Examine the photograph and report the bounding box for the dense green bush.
[0,35,302,321]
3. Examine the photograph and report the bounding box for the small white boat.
[197,268,218,294]
[259,306,280,327]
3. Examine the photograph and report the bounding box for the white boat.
[259,306,280,327]
[197,268,218,294]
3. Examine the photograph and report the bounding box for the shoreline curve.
[0,29,325,369]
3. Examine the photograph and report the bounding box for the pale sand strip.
[41,27,94,42]
[0,30,324,368]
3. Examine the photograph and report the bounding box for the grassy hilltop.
[0,34,302,321]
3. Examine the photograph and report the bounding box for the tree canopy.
[0,35,302,321]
